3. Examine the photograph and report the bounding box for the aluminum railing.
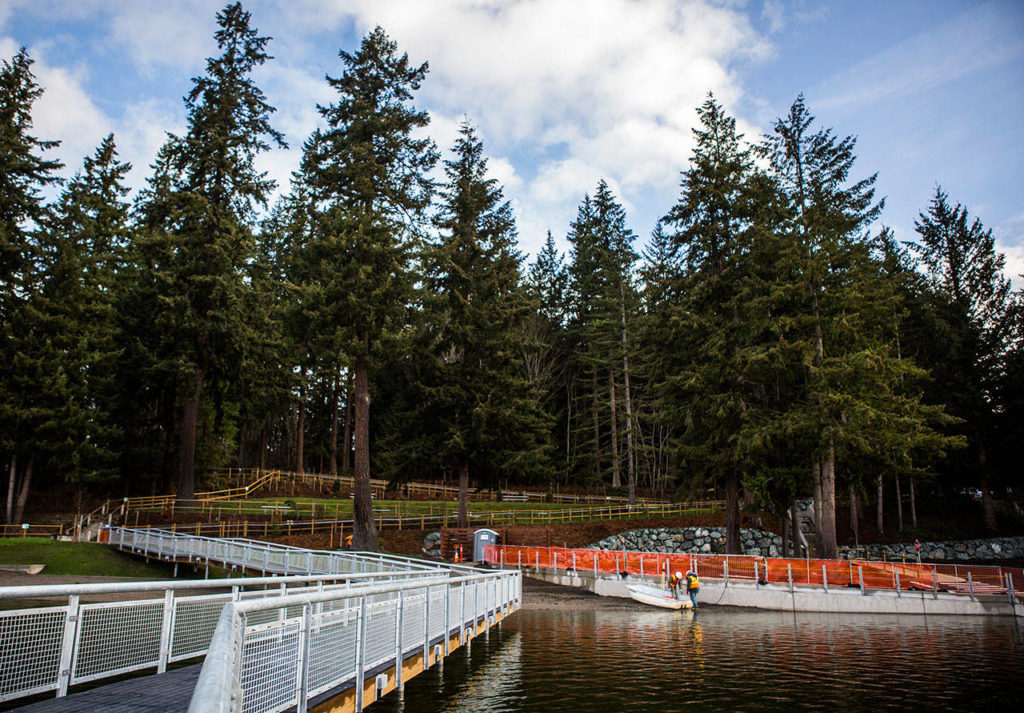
[189,569,522,713]
[111,526,451,577]
[0,571,440,703]
[1,529,517,707]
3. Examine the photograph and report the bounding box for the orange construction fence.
[485,544,1023,596]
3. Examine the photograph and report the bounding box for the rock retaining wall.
[839,536,1024,562]
[590,527,783,557]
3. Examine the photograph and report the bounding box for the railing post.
[858,566,865,596]
[787,564,793,593]
[56,594,80,697]
[895,571,901,597]
[968,572,975,601]
[932,569,938,599]
[754,560,759,586]
[444,581,451,656]
[422,585,431,671]
[158,590,175,673]
[395,589,405,690]
[460,581,467,645]
[355,595,368,713]
[296,602,313,713]
[822,565,828,593]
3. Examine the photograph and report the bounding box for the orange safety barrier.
[485,544,1024,597]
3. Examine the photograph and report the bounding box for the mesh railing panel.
[241,620,301,713]
[171,593,232,661]
[0,607,65,700]
[73,600,163,682]
[305,608,358,698]
[362,600,397,667]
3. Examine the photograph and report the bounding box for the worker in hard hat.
[668,570,685,599]
[685,570,700,609]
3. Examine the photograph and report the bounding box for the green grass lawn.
[0,537,177,578]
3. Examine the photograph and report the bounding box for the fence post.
[422,585,431,671]
[858,566,865,596]
[787,564,793,593]
[296,602,313,713]
[932,569,938,599]
[968,572,975,601]
[895,571,901,597]
[754,560,759,586]
[157,590,175,673]
[355,596,368,712]
[822,564,828,593]
[56,594,80,697]
[724,559,729,583]
[1007,574,1016,610]
[594,552,598,577]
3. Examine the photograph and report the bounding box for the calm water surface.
[375,585,1024,712]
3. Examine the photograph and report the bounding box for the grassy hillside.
[0,537,177,578]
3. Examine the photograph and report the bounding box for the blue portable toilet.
[473,528,499,563]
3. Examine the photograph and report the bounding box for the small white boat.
[626,582,692,610]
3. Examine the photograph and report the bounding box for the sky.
[3,0,1022,279]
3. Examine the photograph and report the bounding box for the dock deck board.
[11,665,200,713]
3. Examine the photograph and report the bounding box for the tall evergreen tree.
[31,136,130,508]
[0,48,62,524]
[133,2,285,501]
[912,188,1018,530]
[418,122,549,526]
[309,27,437,549]
[658,94,755,553]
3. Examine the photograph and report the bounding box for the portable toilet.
[473,528,499,563]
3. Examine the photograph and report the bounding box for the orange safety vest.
[687,573,699,590]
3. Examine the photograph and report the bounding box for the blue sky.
[3,0,1022,278]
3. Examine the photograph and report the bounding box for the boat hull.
[626,583,693,610]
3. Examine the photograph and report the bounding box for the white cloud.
[307,0,770,255]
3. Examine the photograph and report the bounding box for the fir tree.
[912,188,1017,530]
[309,27,437,549]
[133,2,285,502]
[417,122,549,525]
[0,48,62,524]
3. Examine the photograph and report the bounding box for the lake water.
[374,583,1024,713]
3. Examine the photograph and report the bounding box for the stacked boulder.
[422,532,442,558]
[589,527,783,557]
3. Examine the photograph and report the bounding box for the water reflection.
[376,602,1024,712]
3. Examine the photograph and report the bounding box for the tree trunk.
[352,349,378,550]
[342,372,353,476]
[978,440,997,532]
[329,371,339,476]
[876,475,884,534]
[812,459,824,546]
[609,365,620,489]
[5,454,16,525]
[178,373,201,504]
[13,453,32,524]
[259,419,267,471]
[895,475,904,532]
[725,467,740,554]
[819,440,838,559]
[909,477,918,528]
[458,462,469,529]
[790,500,801,556]
[591,371,601,480]
[849,482,859,546]
[620,290,636,506]
[296,369,306,474]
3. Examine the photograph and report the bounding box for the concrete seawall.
[517,567,1023,618]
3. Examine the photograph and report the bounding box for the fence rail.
[116,500,725,542]
[486,544,1023,602]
